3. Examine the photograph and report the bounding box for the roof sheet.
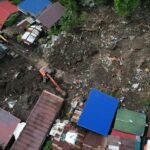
[11,90,64,150]
[37,2,64,28]
[0,108,20,149]
[114,109,146,136]
[82,132,107,150]
[77,89,119,136]
[0,1,18,28]
[111,130,136,140]
[107,135,136,150]
[18,0,51,16]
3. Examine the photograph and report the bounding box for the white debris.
[13,122,26,140]
[147,140,150,150]
[27,66,33,71]
[108,145,119,150]
[132,83,139,89]
[65,131,78,145]
[8,100,17,109]
[14,72,20,79]
[49,120,69,141]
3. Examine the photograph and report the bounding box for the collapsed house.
[21,25,42,45]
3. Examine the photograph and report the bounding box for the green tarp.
[114,108,146,136]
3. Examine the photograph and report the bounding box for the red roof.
[11,90,64,150]
[111,130,136,140]
[0,1,18,28]
[0,108,20,149]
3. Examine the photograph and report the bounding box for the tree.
[114,0,140,16]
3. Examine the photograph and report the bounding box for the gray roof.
[37,2,64,28]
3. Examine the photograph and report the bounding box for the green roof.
[114,109,146,136]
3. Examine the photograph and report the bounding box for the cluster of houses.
[0,0,65,45]
[0,88,149,150]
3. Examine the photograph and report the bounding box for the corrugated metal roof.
[82,131,107,150]
[11,90,64,150]
[0,108,20,149]
[78,89,119,136]
[37,2,64,28]
[107,135,135,150]
[18,0,51,16]
[114,109,146,136]
[0,1,18,28]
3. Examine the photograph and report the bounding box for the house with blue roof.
[77,88,119,136]
[18,0,51,16]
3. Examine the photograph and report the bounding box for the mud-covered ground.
[0,6,150,121]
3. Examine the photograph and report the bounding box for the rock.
[55,70,65,81]
[129,36,135,41]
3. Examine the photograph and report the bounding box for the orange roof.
[0,1,18,28]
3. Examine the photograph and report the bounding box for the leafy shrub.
[10,0,22,4]
[114,0,140,16]
[59,0,79,31]
[4,13,19,27]
[43,140,52,150]
[79,11,89,23]
[16,35,22,43]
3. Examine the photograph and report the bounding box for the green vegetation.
[59,0,79,31]
[4,13,19,27]
[42,140,52,150]
[16,35,22,43]
[142,99,150,107]
[10,0,22,4]
[114,0,140,16]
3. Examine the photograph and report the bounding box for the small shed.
[0,1,18,29]
[77,89,119,136]
[18,0,51,16]
[37,2,64,28]
[0,108,20,149]
[114,109,146,136]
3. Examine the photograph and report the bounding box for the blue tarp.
[77,89,119,136]
[18,0,51,16]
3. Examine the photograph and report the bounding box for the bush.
[10,0,22,4]
[114,0,140,16]
[59,0,79,31]
[4,13,19,27]
[43,140,52,150]
[16,35,22,43]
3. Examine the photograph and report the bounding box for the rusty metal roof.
[0,108,20,149]
[11,90,64,150]
[107,135,135,150]
[82,131,107,150]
